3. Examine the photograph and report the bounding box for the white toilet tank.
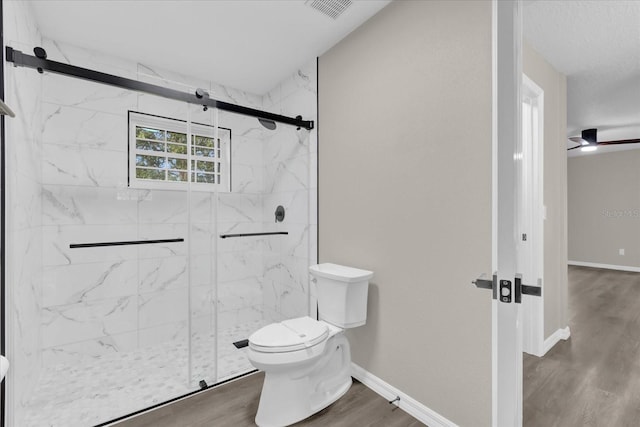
[309,263,373,328]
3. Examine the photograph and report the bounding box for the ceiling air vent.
[305,0,353,20]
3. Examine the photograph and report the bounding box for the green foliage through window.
[130,113,230,190]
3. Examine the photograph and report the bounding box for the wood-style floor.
[113,266,640,426]
[113,372,424,427]
[524,266,640,426]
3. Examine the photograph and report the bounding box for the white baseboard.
[351,363,458,427]
[542,326,571,355]
[568,260,640,273]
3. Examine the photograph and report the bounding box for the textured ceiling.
[524,1,640,157]
[27,0,391,95]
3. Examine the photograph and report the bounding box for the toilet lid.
[249,317,329,353]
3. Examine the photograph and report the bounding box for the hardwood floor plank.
[524,266,640,427]
[113,373,425,427]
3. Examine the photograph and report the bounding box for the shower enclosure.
[2,8,318,425]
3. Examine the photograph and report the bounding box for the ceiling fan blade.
[569,136,583,143]
[598,139,640,145]
[567,145,582,150]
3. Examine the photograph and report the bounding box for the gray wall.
[523,43,569,338]
[568,150,640,268]
[318,1,492,425]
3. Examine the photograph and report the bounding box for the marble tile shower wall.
[35,38,316,368]
[262,61,318,324]
[4,0,44,417]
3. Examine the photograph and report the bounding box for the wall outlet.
[619,248,625,256]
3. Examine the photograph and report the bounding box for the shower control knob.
[275,205,285,223]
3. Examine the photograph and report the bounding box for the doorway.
[520,75,544,357]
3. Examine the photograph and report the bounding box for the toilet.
[247,263,373,427]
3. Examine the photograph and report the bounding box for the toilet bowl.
[248,317,351,427]
[247,263,373,427]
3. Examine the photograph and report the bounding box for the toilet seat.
[249,317,329,353]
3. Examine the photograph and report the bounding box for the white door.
[491,0,540,425]
[478,2,541,424]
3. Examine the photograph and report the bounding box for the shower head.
[0,99,15,118]
[258,118,277,131]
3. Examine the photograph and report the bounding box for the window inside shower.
[2,25,317,427]
[128,111,232,191]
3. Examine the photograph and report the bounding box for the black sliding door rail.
[70,238,184,249]
[220,232,288,239]
[5,46,314,131]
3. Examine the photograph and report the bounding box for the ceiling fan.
[568,128,640,152]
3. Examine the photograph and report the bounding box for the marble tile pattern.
[261,61,319,321]
[23,321,265,427]
[4,2,45,424]
[5,28,317,426]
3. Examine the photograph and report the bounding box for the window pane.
[136,155,165,168]
[193,135,215,148]
[136,140,165,152]
[193,160,215,173]
[168,143,187,154]
[168,171,188,181]
[167,131,187,144]
[131,113,230,190]
[136,127,165,140]
[191,146,215,157]
[136,168,165,180]
[195,172,215,183]
[167,157,187,170]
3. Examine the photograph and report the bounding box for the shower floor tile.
[21,320,265,427]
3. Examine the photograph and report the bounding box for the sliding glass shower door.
[186,102,220,388]
[5,40,315,427]
[214,107,314,383]
[14,82,200,426]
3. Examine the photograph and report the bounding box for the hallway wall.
[568,149,640,269]
[523,43,569,339]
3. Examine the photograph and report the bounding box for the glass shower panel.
[131,92,194,406]
[8,60,201,424]
[214,109,312,382]
[4,36,45,427]
[187,102,219,387]
[215,109,268,381]
[261,117,312,325]
[5,32,315,425]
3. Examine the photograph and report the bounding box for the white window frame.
[128,111,231,192]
